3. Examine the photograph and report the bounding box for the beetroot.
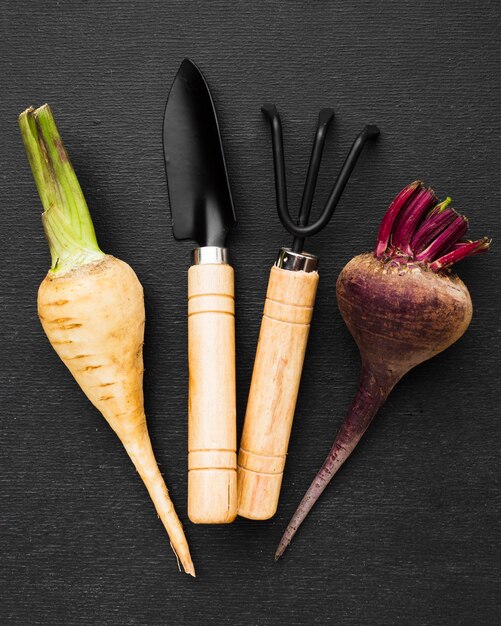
[275,181,490,560]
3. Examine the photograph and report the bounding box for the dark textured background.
[1,1,500,624]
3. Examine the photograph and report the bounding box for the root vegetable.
[275,180,490,560]
[20,104,194,576]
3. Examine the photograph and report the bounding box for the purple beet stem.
[429,237,490,270]
[275,365,395,560]
[375,181,421,258]
[391,187,437,255]
[416,215,468,262]
[410,206,455,255]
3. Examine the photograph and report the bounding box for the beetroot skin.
[338,253,472,383]
[275,181,490,561]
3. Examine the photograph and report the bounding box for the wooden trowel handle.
[237,264,319,520]
[188,262,237,523]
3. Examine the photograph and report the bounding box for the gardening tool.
[163,58,237,523]
[237,104,379,519]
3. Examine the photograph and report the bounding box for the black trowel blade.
[163,58,236,248]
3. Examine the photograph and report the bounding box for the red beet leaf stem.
[415,215,468,263]
[375,181,422,259]
[391,187,437,256]
[410,204,455,256]
[429,238,491,271]
[275,365,397,561]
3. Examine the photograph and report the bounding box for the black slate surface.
[1,1,500,624]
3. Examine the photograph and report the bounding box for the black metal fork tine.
[262,104,289,229]
[292,108,334,253]
[319,124,380,232]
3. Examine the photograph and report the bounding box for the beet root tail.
[275,365,394,561]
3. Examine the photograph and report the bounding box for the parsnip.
[20,104,194,576]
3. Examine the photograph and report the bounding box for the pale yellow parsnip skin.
[38,256,144,427]
[38,255,195,576]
